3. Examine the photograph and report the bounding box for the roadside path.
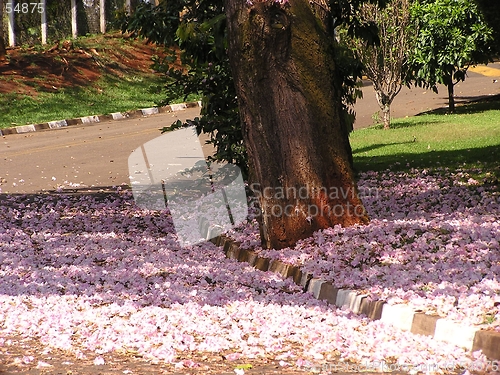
[0,107,201,194]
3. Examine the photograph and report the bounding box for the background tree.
[81,0,101,34]
[122,0,387,249]
[345,0,414,129]
[474,0,500,56]
[0,0,6,60]
[406,0,494,113]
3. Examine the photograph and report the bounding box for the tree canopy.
[474,0,500,56]
[120,0,389,175]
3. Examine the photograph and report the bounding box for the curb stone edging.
[211,235,500,361]
[0,101,203,137]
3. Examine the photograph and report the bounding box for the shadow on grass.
[368,118,446,130]
[354,144,500,179]
[352,141,416,155]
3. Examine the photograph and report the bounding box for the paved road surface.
[1,64,499,195]
[0,108,203,194]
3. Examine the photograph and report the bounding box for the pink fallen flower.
[93,356,105,365]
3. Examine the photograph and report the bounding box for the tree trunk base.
[225,0,369,249]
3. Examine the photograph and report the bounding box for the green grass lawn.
[0,75,166,128]
[350,96,500,180]
[0,75,199,129]
[0,34,199,129]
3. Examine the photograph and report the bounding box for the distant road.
[1,64,499,194]
[0,108,202,194]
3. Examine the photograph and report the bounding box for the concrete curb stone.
[0,101,202,137]
[211,234,500,361]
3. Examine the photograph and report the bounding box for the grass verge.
[0,33,199,129]
[351,96,500,182]
[0,75,166,128]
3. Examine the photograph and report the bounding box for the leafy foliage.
[331,0,389,45]
[406,0,494,111]
[474,0,500,56]
[119,0,248,174]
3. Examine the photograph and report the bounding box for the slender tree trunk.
[381,103,391,129]
[71,0,78,38]
[82,0,101,34]
[0,35,5,60]
[225,0,369,249]
[375,90,391,129]
[446,78,455,113]
[100,0,106,33]
[41,0,47,45]
[0,0,6,60]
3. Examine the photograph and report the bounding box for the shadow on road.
[418,93,500,115]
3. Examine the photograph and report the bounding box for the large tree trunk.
[225,0,369,249]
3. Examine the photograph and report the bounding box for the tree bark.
[0,0,6,60]
[225,0,369,249]
[446,78,455,113]
[375,90,392,129]
[381,104,390,130]
[82,0,101,34]
[0,34,5,60]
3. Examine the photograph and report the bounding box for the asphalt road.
[1,64,499,195]
[0,108,203,194]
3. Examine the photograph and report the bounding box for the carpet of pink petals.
[0,166,498,370]
[231,167,500,331]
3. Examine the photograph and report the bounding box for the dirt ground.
[0,33,165,96]
[0,333,324,375]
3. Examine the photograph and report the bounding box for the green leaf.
[235,364,253,369]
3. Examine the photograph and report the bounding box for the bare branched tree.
[351,0,414,129]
